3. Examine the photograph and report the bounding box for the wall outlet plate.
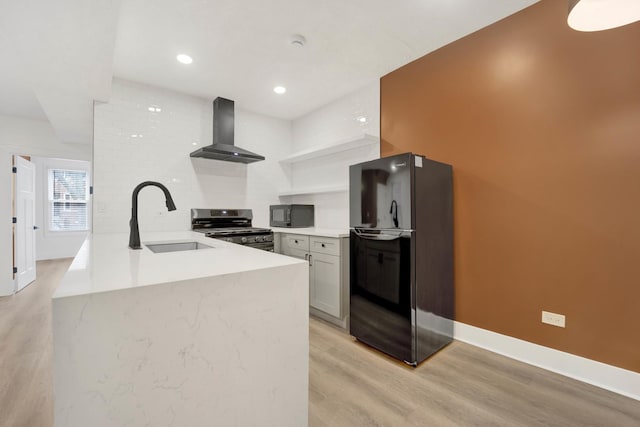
[541,310,566,328]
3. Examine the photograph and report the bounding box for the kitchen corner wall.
[380,0,640,372]
[93,79,292,233]
[288,82,380,229]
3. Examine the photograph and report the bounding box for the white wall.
[93,79,292,234]
[0,114,92,296]
[32,157,91,260]
[287,82,380,229]
[0,147,13,296]
[0,114,91,161]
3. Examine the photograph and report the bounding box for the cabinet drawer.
[309,237,340,256]
[282,234,310,252]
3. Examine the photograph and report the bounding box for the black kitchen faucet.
[129,181,176,249]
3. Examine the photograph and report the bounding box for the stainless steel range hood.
[190,97,265,163]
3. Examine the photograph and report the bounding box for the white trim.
[454,321,640,401]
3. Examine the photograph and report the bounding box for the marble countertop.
[53,231,306,299]
[269,227,350,238]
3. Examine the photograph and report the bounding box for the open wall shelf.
[279,133,379,164]
[278,185,348,197]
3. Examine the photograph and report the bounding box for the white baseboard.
[454,321,640,401]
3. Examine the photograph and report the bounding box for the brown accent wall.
[380,0,640,372]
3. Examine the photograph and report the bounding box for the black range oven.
[191,209,274,251]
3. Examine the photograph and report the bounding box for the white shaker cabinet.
[276,231,349,329]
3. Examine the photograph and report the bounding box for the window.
[48,169,89,232]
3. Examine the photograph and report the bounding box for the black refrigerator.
[349,153,453,366]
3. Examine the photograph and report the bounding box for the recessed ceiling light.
[192,142,198,146]
[357,116,367,123]
[148,106,162,112]
[176,54,193,64]
[130,134,143,138]
[273,86,286,94]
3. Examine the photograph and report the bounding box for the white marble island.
[52,231,309,427]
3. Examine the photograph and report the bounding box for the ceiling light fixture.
[357,116,367,123]
[568,0,640,31]
[274,86,286,94]
[148,106,162,112]
[176,54,193,64]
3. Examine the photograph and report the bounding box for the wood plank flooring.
[310,320,640,426]
[0,259,71,427]
[1,258,639,426]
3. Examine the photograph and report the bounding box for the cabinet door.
[310,252,341,318]
[283,246,308,260]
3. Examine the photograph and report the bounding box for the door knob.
[33,226,39,230]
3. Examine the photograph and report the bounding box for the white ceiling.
[0,0,538,143]
[0,0,121,143]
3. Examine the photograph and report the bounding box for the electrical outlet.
[541,311,566,328]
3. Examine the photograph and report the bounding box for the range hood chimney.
[190,97,265,163]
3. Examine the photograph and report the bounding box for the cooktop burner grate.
[191,208,273,251]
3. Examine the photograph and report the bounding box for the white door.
[15,156,36,291]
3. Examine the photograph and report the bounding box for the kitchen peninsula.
[52,231,309,427]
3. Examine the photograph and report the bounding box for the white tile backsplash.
[93,80,292,233]
[93,79,379,234]
[292,82,380,152]
[287,82,380,229]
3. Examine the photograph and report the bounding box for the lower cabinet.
[309,251,340,318]
[276,232,349,329]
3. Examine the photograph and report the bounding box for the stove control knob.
[256,236,264,242]
[241,237,248,243]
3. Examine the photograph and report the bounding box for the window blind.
[48,169,89,232]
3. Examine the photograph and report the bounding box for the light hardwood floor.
[1,259,639,426]
[0,259,70,427]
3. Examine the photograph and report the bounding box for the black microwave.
[269,204,314,228]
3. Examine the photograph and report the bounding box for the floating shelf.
[278,185,348,197]
[279,133,379,164]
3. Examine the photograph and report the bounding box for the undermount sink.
[145,241,214,254]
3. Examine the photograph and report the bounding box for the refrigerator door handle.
[353,228,405,241]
